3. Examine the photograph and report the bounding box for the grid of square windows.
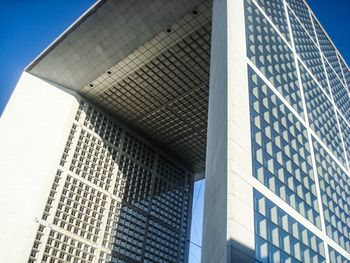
[59,123,78,167]
[338,55,350,91]
[88,102,191,263]
[41,170,63,221]
[84,106,124,147]
[329,247,350,263]
[246,1,350,261]
[110,205,146,262]
[299,63,346,166]
[288,9,328,92]
[28,225,45,263]
[69,128,118,191]
[117,154,153,205]
[338,116,350,165]
[313,140,350,252]
[312,15,343,84]
[122,132,155,169]
[102,199,123,250]
[150,186,184,230]
[245,0,304,117]
[325,61,350,122]
[28,100,193,263]
[144,218,180,262]
[156,155,187,188]
[42,230,95,263]
[254,0,291,42]
[254,190,325,263]
[54,175,107,243]
[144,164,191,262]
[248,66,321,227]
[286,0,316,42]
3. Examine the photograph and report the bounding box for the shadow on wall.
[76,102,194,262]
[227,239,257,263]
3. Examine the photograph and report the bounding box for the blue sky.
[189,180,205,262]
[0,1,348,262]
[0,1,349,116]
[0,0,95,116]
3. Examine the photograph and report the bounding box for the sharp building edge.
[0,0,349,262]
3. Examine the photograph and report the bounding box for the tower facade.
[203,0,350,262]
[0,73,193,263]
[0,0,349,262]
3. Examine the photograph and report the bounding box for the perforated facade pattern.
[300,64,346,166]
[245,0,350,261]
[249,66,321,228]
[28,100,193,263]
[2,0,350,262]
[254,191,326,263]
[313,140,350,252]
[329,247,350,263]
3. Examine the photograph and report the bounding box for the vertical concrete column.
[226,0,255,261]
[202,0,255,262]
[202,0,228,261]
[0,73,80,263]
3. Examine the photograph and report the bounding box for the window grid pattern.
[144,159,191,263]
[164,85,208,163]
[84,106,124,147]
[42,170,64,221]
[248,67,321,228]
[137,85,207,152]
[312,16,344,83]
[156,156,188,188]
[245,0,304,117]
[329,247,350,263]
[150,183,184,230]
[338,55,350,91]
[116,154,153,205]
[325,61,350,122]
[102,199,122,251]
[28,100,193,263]
[289,10,328,92]
[286,0,316,42]
[339,116,350,166]
[69,128,119,191]
[254,0,291,42]
[86,102,191,263]
[254,191,325,263]
[59,124,78,167]
[54,175,107,243]
[109,205,147,262]
[42,230,95,263]
[246,1,350,261]
[179,188,190,263]
[122,132,155,169]
[144,218,180,262]
[28,225,46,263]
[299,63,346,166]
[313,140,350,252]
[75,103,84,122]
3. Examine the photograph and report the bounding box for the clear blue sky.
[0,1,348,262]
[0,1,349,116]
[0,0,95,116]
[189,180,205,262]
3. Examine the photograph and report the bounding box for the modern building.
[0,0,349,262]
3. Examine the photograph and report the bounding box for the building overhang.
[26,0,212,174]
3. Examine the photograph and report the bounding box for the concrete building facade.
[0,0,349,262]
